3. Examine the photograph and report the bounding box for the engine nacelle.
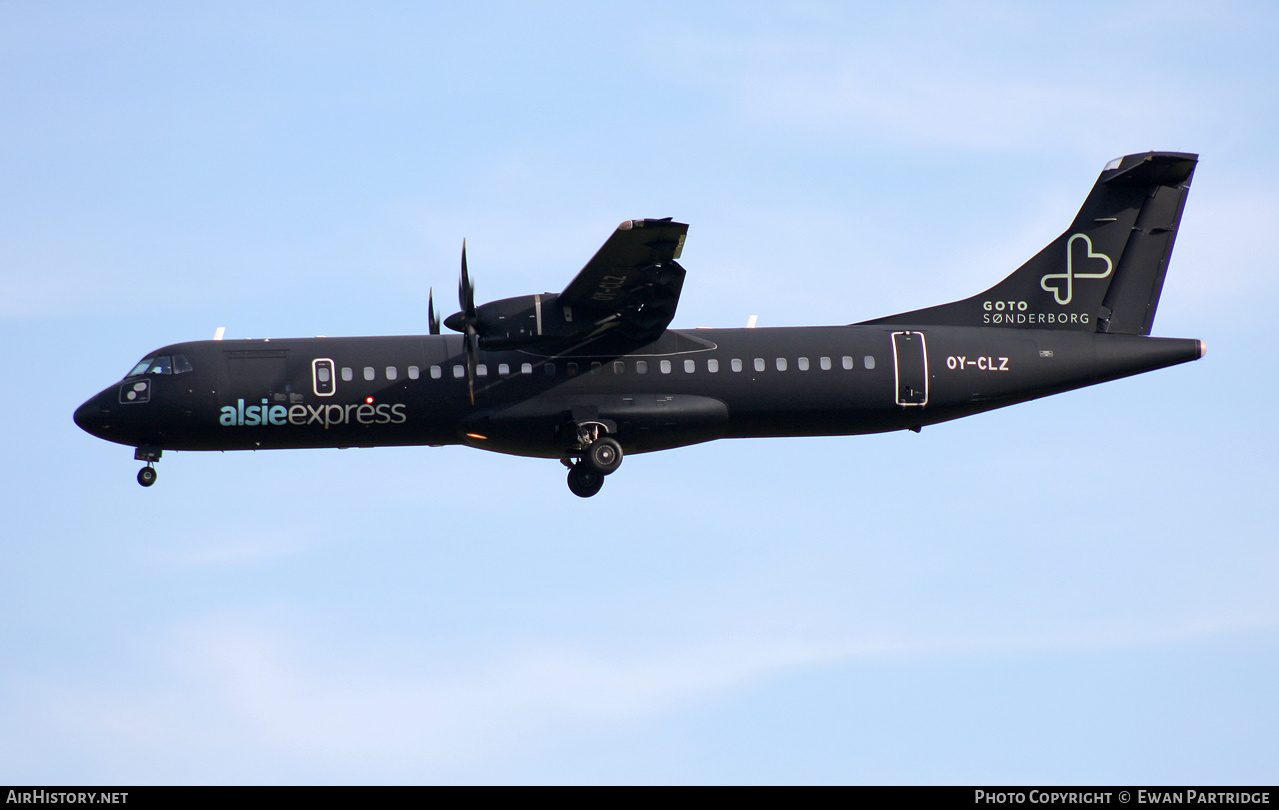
[445,293,597,349]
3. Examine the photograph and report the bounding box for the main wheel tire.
[567,463,604,498]
[137,466,157,487]
[585,436,623,475]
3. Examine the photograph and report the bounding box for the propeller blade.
[459,239,475,318]
[458,239,478,403]
[464,325,478,404]
[428,288,441,335]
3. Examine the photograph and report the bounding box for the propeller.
[458,240,478,404]
[438,240,481,403]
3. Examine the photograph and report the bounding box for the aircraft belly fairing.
[460,393,731,459]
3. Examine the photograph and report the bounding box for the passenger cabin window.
[708,359,719,373]
[797,357,809,371]
[566,362,578,377]
[731,359,743,372]
[684,359,695,373]
[776,358,787,371]
[430,365,442,379]
[364,366,375,381]
[820,356,832,371]
[636,360,648,374]
[660,360,671,374]
[590,362,601,374]
[341,367,354,382]
[753,358,765,372]
[544,363,556,376]
[453,365,465,379]
[408,366,420,380]
[842,356,854,370]
[521,363,533,375]
[864,355,876,369]
[498,363,510,376]
[477,364,488,377]
[386,366,397,380]
[613,361,625,374]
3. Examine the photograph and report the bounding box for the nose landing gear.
[134,445,162,488]
[563,422,624,498]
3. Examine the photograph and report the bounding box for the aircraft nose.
[74,393,110,439]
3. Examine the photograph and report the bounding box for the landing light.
[365,396,374,404]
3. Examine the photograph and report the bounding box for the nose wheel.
[134,445,162,487]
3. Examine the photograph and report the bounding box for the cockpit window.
[126,355,188,378]
[127,358,153,378]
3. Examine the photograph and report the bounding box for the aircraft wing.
[559,218,688,343]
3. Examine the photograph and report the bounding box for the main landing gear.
[134,445,161,488]
[562,423,624,498]
[566,462,604,498]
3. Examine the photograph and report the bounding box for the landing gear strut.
[563,422,624,497]
[134,445,162,488]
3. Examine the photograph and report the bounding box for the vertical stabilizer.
[862,152,1197,334]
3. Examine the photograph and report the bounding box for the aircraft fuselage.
[74,325,1203,461]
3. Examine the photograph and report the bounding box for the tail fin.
[862,151,1197,335]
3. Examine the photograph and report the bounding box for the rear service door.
[892,331,928,406]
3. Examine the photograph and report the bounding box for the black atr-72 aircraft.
[75,151,1204,497]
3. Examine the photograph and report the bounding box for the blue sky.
[2,1,1277,784]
